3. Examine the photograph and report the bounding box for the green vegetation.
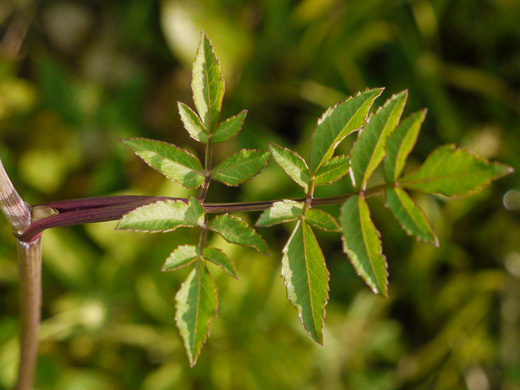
[1,1,519,389]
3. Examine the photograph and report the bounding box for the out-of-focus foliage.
[0,0,519,389]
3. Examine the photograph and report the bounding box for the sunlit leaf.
[211,149,270,186]
[386,186,438,246]
[211,110,247,144]
[178,102,208,143]
[269,143,311,192]
[203,247,238,279]
[350,91,407,190]
[305,209,339,232]
[400,144,513,197]
[313,155,350,186]
[340,195,387,296]
[209,214,269,254]
[175,261,218,366]
[121,138,205,188]
[310,88,383,173]
[282,220,329,343]
[162,245,200,271]
[117,197,205,232]
[192,32,224,130]
[255,200,304,227]
[384,109,426,182]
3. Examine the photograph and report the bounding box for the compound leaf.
[270,144,311,192]
[178,102,208,144]
[340,195,387,296]
[209,214,269,255]
[310,88,383,173]
[211,110,247,144]
[305,209,339,232]
[175,261,218,366]
[121,138,205,188]
[386,186,438,246]
[203,247,238,279]
[255,200,304,227]
[282,220,329,344]
[192,32,224,131]
[117,197,205,232]
[211,149,270,186]
[313,155,350,186]
[350,91,408,190]
[400,144,513,197]
[162,245,200,271]
[384,109,426,183]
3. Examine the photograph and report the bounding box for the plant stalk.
[0,158,40,390]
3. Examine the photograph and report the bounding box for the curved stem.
[0,158,39,390]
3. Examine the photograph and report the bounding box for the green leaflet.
[255,200,304,227]
[211,111,247,144]
[313,155,350,186]
[269,144,311,192]
[209,214,269,255]
[282,220,329,343]
[203,247,238,279]
[121,138,205,188]
[386,186,438,246]
[384,110,426,183]
[310,88,383,173]
[350,91,407,190]
[162,245,200,271]
[192,32,224,131]
[175,261,218,366]
[211,149,270,186]
[400,144,513,197]
[117,197,205,232]
[305,209,339,232]
[178,102,208,144]
[340,196,387,296]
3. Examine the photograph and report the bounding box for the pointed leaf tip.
[269,143,311,192]
[340,196,388,296]
[192,32,225,131]
[282,221,329,343]
[401,144,513,197]
[175,262,218,366]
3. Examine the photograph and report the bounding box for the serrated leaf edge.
[121,137,205,188]
[269,143,311,192]
[211,149,271,187]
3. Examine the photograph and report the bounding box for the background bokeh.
[1,0,519,389]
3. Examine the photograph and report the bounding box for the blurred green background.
[1,0,519,389]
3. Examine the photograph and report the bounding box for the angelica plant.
[0,32,512,387]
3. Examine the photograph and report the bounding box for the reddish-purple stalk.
[17,185,387,243]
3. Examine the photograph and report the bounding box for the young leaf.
[350,91,408,190]
[305,209,339,232]
[313,155,350,186]
[340,195,387,296]
[400,144,513,197]
[203,247,238,279]
[121,138,205,188]
[211,149,270,186]
[269,144,311,192]
[192,32,224,131]
[384,109,426,183]
[282,220,329,344]
[162,245,200,271]
[178,102,208,144]
[117,197,205,232]
[209,214,269,255]
[386,186,438,246]
[211,110,247,144]
[175,261,218,366]
[310,88,383,173]
[255,200,304,227]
